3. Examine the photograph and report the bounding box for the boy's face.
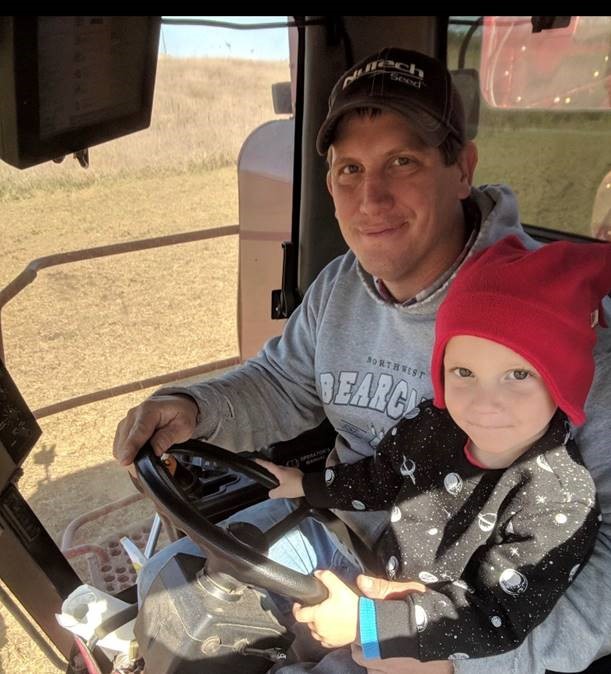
[443,335,557,467]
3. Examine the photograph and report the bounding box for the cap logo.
[342,59,424,90]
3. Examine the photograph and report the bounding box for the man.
[114,48,611,673]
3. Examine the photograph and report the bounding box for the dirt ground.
[0,167,241,674]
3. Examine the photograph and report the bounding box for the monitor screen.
[0,16,161,169]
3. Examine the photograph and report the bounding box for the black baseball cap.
[316,47,465,155]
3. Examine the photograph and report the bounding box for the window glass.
[0,15,292,617]
[448,16,611,239]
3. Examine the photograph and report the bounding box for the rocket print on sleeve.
[400,456,417,484]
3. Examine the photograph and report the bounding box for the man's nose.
[359,175,393,214]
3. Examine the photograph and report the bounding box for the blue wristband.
[359,597,381,660]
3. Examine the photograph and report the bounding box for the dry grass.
[0,56,289,201]
[2,169,240,410]
[0,55,288,674]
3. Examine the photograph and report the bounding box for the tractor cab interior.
[0,15,610,674]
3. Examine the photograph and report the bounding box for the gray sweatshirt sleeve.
[151,261,340,452]
[454,321,611,674]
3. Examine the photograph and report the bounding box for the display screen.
[0,16,160,169]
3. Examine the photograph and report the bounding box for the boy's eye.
[338,163,359,175]
[392,156,414,167]
[452,367,473,378]
[508,369,531,381]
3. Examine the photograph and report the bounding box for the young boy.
[257,235,611,662]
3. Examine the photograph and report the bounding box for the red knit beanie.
[431,235,611,426]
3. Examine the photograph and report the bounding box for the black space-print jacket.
[302,401,600,662]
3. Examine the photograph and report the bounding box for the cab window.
[448,15,611,239]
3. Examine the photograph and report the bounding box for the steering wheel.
[134,439,330,605]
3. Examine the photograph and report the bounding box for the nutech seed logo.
[342,59,424,89]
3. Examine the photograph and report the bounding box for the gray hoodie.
[159,183,611,672]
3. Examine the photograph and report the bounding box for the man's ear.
[325,146,335,197]
[456,141,478,199]
[326,169,333,197]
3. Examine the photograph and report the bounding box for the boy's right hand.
[255,459,305,499]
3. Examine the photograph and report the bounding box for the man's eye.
[339,164,359,175]
[452,367,473,378]
[392,156,414,167]
[508,369,531,381]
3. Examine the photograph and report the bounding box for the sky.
[159,16,290,61]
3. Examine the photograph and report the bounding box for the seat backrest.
[237,118,294,360]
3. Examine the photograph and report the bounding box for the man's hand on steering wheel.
[113,393,199,467]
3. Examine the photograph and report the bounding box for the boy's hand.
[255,458,305,498]
[357,573,426,599]
[292,570,359,648]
